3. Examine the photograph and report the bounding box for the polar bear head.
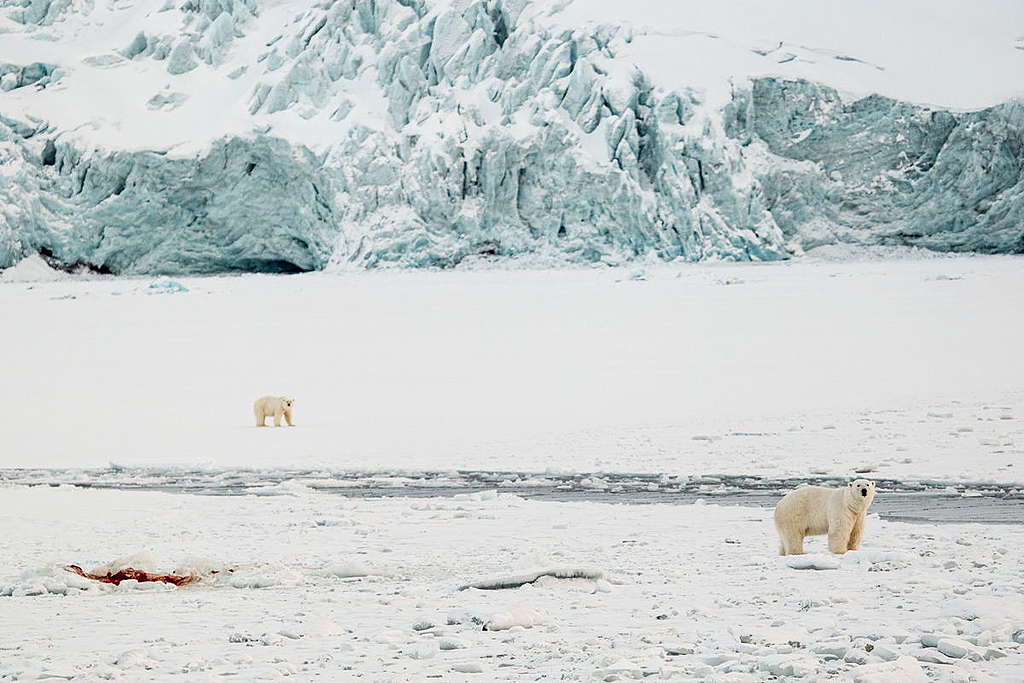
[281,397,294,409]
[847,479,876,507]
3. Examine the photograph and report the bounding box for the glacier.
[0,0,1022,274]
[728,80,1024,255]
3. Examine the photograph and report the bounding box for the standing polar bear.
[254,396,295,427]
[774,479,876,555]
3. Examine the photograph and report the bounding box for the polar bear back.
[254,395,287,414]
[774,485,839,535]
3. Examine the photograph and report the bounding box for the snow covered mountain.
[1,0,1022,273]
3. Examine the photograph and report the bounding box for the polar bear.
[774,479,876,555]
[254,396,295,427]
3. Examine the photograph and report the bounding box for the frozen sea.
[1,253,1023,680]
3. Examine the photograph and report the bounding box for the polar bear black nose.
[861,488,867,496]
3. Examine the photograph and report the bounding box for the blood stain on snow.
[65,564,233,586]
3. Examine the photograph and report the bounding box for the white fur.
[253,396,295,427]
[774,479,876,555]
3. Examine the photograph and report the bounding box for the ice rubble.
[0,61,59,92]
[0,251,66,281]
[0,0,1021,274]
[458,564,607,590]
[482,606,545,631]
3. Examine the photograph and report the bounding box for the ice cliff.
[0,0,1021,273]
[728,80,1024,255]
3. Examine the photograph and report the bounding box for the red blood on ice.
[64,564,231,586]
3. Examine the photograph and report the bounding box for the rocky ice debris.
[0,62,59,91]
[935,637,973,659]
[483,606,545,631]
[850,656,927,683]
[459,565,606,590]
[783,554,840,570]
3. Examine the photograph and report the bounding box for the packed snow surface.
[1,485,1022,680]
[1,255,1022,486]
[1,0,1023,273]
[2,252,1023,680]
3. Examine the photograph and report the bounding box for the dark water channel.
[3,468,1022,525]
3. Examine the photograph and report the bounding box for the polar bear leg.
[789,534,805,555]
[284,408,294,427]
[847,516,864,550]
[274,409,282,427]
[828,521,852,554]
[778,529,804,556]
[255,407,267,427]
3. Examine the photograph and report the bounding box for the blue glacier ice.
[726,79,1024,254]
[0,0,1021,274]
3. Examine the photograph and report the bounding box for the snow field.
[0,485,1022,680]
[1,255,1022,485]
[1,254,1022,680]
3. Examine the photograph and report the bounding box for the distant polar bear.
[254,396,295,427]
[774,479,876,555]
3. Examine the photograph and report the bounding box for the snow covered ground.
[1,484,1022,681]
[1,253,1022,484]
[2,254,1024,680]
[2,1,1023,677]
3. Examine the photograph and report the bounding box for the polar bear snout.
[848,479,875,501]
